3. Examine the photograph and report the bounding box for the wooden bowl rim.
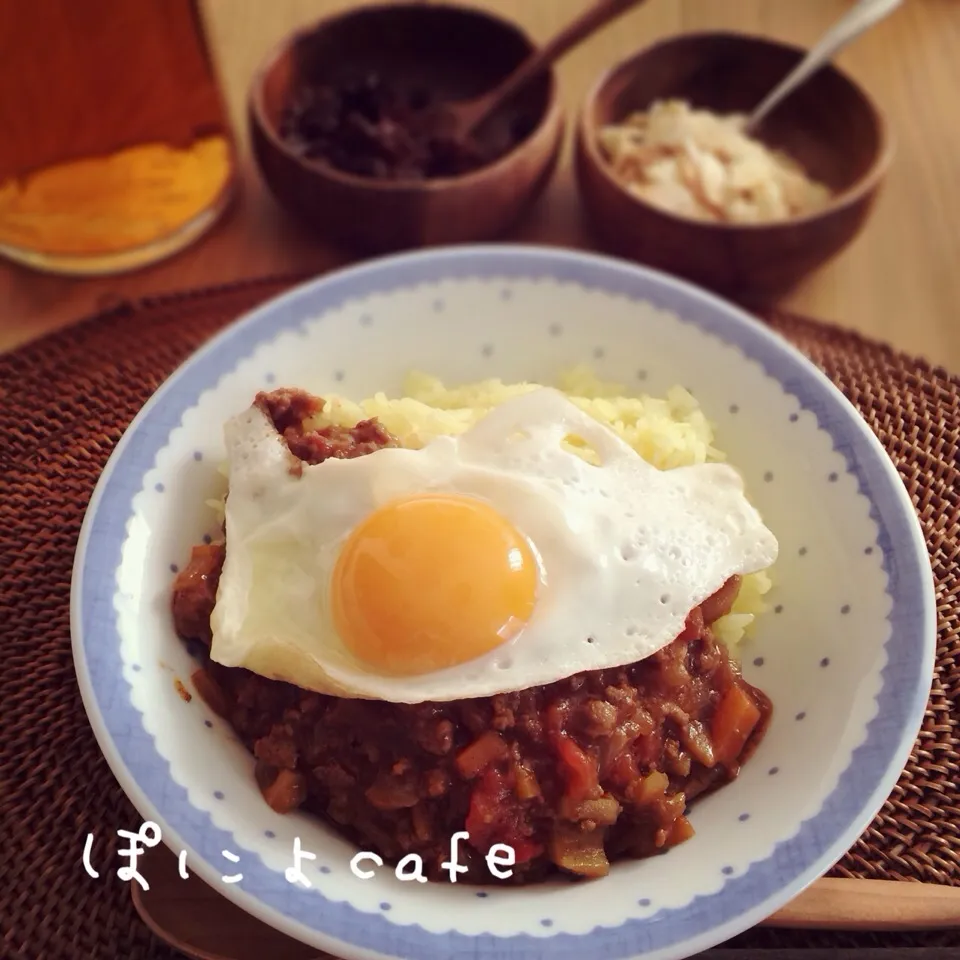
[248,0,565,195]
[577,30,895,233]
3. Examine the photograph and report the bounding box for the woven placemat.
[1,275,958,960]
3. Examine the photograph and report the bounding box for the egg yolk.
[331,493,538,676]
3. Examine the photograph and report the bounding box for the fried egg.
[209,388,778,702]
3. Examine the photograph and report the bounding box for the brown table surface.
[1,0,958,372]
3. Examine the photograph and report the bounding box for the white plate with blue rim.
[71,245,935,960]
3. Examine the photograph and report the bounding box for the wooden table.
[1,0,958,372]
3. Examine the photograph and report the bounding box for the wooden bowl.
[249,2,565,254]
[574,32,893,303]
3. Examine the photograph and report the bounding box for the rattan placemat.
[1,275,957,960]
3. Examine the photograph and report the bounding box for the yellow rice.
[309,365,773,650]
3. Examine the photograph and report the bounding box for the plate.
[71,245,935,960]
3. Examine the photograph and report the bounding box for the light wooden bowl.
[249,2,565,255]
[574,32,893,304]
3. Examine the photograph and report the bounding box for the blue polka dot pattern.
[73,248,934,959]
[265,830,275,839]
[214,791,224,800]
[155,482,165,493]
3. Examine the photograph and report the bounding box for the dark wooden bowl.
[249,2,565,255]
[575,32,893,304]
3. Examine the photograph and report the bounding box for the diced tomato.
[466,767,542,863]
[466,767,509,839]
[700,576,742,624]
[553,733,600,802]
[677,607,705,642]
[510,838,542,864]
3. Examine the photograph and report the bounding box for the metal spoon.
[744,0,903,133]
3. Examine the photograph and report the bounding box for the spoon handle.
[463,0,647,135]
[761,877,960,930]
[745,0,903,132]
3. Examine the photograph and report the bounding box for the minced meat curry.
[171,388,772,884]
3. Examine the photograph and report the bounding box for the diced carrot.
[700,576,742,624]
[712,684,762,767]
[554,734,600,802]
[455,730,510,779]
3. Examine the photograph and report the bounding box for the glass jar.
[0,0,237,275]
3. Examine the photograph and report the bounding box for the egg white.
[209,388,778,703]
